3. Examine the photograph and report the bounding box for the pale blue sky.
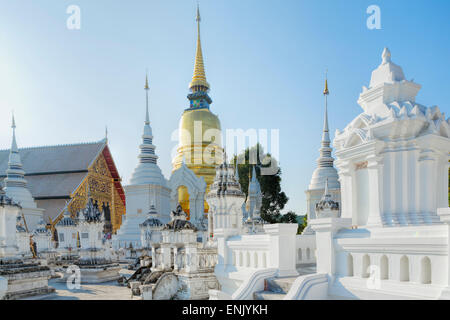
[0,0,449,215]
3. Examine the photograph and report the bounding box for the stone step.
[265,276,297,294]
[253,290,285,300]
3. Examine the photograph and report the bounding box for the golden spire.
[189,4,210,92]
[323,70,329,95]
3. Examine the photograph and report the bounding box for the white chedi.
[206,152,246,239]
[3,116,44,231]
[114,76,170,249]
[304,77,340,234]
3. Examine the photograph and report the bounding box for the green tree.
[279,211,298,224]
[232,144,288,224]
[297,214,308,234]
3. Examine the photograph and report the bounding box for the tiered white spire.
[317,76,334,169]
[3,115,42,231]
[129,75,167,186]
[4,115,27,188]
[139,74,157,165]
[245,165,262,221]
[308,75,340,190]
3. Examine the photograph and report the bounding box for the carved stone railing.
[196,248,218,271]
[232,268,277,300]
[284,273,328,300]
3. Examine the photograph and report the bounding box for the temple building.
[0,130,126,234]
[172,5,223,218]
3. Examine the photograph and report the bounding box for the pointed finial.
[105,125,108,141]
[196,2,201,22]
[189,3,210,92]
[12,113,16,130]
[323,69,329,96]
[10,113,18,152]
[145,72,149,90]
[382,47,391,64]
[144,73,150,125]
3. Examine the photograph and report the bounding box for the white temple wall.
[336,250,447,287]
[296,234,316,265]
[354,168,369,226]
[338,171,353,221]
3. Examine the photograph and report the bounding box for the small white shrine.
[0,189,54,299]
[55,209,79,260]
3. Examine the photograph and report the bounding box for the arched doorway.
[400,256,410,282]
[380,255,389,280]
[421,257,432,284]
[362,254,370,278]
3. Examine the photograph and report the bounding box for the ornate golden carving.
[52,152,125,233]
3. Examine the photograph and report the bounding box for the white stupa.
[3,115,44,231]
[304,77,340,234]
[113,76,170,249]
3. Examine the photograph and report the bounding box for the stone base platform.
[0,260,54,300]
[176,270,219,300]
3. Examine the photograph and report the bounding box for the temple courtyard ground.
[22,279,138,300]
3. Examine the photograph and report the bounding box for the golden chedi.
[172,6,222,217]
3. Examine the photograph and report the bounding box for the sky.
[0,0,449,215]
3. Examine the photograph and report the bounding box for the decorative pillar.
[336,160,353,221]
[366,155,383,227]
[264,223,298,277]
[208,209,214,240]
[419,149,437,223]
[310,217,352,275]
[173,248,179,272]
[160,243,171,270]
[185,243,198,273]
